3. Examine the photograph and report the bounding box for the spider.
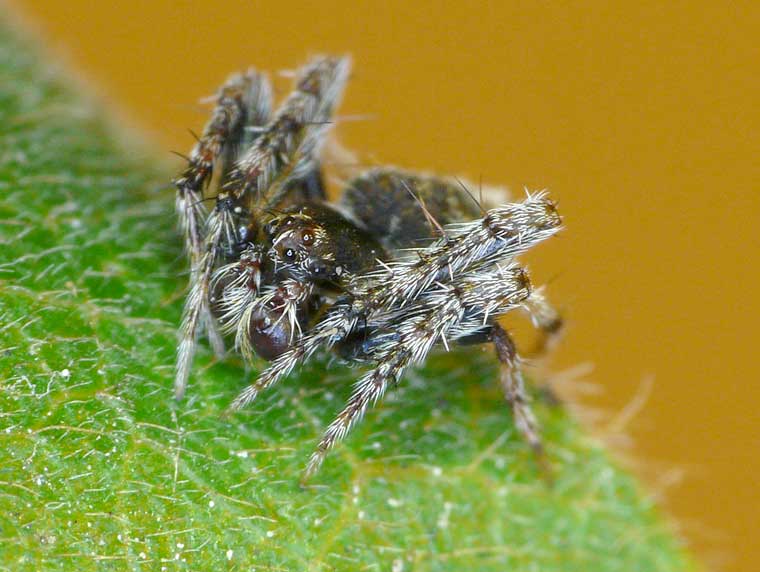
[172,56,563,479]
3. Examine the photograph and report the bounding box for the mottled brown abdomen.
[339,168,482,250]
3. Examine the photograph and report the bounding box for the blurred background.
[7,1,757,570]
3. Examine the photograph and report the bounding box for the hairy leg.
[176,57,350,399]
[302,264,533,479]
[230,192,561,408]
[490,323,542,454]
[174,70,271,397]
[522,289,563,356]
[174,70,271,273]
[227,56,351,211]
[219,70,273,185]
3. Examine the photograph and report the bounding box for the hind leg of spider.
[490,322,554,480]
[490,323,542,453]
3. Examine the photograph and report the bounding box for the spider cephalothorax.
[173,56,563,479]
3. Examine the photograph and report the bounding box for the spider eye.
[283,248,296,262]
[264,216,295,238]
[264,220,278,237]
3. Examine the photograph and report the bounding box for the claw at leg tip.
[302,452,323,482]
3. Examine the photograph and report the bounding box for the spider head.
[265,204,385,284]
[267,214,317,264]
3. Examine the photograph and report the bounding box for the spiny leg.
[490,323,544,458]
[174,69,272,274]
[219,70,274,186]
[174,71,272,397]
[303,265,534,479]
[304,351,409,480]
[227,56,351,212]
[176,57,350,399]
[176,205,237,399]
[230,192,561,410]
[522,288,563,356]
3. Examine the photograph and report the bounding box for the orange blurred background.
[8,2,758,570]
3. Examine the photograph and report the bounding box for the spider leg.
[174,71,272,398]
[304,350,409,479]
[176,57,349,399]
[219,71,274,185]
[490,323,542,454]
[174,69,271,273]
[303,264,533,478]
[176,204,237,398]
[522,288,564,356]
[226,56,351,212]
[230,192,561,409]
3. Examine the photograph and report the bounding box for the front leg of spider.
[175,56,351,399]
[236,191,562,408]
[303,264,539,480]
[174,70,272,398]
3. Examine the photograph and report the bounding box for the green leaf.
[0,16,694,572]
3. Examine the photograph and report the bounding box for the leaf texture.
[0,16,693,572]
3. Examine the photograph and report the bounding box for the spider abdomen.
[340,168,482,249]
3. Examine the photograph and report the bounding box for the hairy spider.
[173,56,563,479]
